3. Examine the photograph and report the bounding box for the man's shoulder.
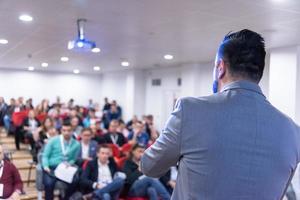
[178,94,221,107]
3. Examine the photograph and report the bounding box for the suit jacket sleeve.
[80,160,95,190]
[141,98,182,178]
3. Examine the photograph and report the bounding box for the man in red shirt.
[0,145,23,199]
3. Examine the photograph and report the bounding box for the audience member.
[83,108,99,128]
[80,144,125,200]
[71,116,83,140]
[77,128,98,166]
[42,119,80,200]
[104,120,127,148]
[128,121,149,147]
[0,145,23,199]
[3,98,16,133]
[123,144,170,200]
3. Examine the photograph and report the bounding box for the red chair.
[109,144,121,158]
[114,156,127,169]
[120,143,132,153]
[12,110,29,126]
[36,112,47,123]
[126,198,148,200]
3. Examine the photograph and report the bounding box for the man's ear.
[217,59,227,79]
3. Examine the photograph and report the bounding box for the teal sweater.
[42,135,80,168]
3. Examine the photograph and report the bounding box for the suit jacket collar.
[220,80,265,98]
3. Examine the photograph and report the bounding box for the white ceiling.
[0,0,300,74]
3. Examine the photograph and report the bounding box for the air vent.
[152,79,161,86]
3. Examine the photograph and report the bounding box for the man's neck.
[63,136,71,142]
[98,159,108,166]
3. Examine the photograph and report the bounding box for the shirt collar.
[98,159,109,167]
[220,80,265,98]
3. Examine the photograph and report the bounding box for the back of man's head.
[218,29,266,83]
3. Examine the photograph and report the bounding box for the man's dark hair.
[97,144,111,152]
[81,127,92,134]
[62,118,71,127]
[218,29,266,82]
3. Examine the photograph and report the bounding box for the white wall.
[0,69,102,106]
[269,47,298,120]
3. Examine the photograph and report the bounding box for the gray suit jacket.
[141,80,300,200]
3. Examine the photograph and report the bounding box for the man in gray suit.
[140,29,300,200]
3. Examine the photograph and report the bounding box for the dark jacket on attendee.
[80,158,118,193]
[0,160,23,199]
[22,117,41,132]
[104,132,127,147]
[123,159,143,186]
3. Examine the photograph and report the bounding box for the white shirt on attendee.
[97,160,112,186]
[81,142,89,159]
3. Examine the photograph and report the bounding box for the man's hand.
[44,167,51,173]
[168,180,176,189]
[96,183,105,189]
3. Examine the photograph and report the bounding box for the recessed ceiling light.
[164,54,174,60]
[19,14,33,22]
[93,66,101,71]
[0,39,8,44]
[28,66,35,71]
[91,48,101,53]
[41,62,48,68]
[121,61,130,67]
[61,57,69,62]
[73,69,80,74]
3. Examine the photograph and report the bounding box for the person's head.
[104,97,109,103]
[69,108,78,118]
[117,120,125,131]
[214,29,266,92]
[109,120,119,133]
[18,97,24,104]
[81,128,92,144]
[61,119,72,140]
[133,121,144,135]
[97,144,111,164]
[28,109,35,119]
[70,116,79,127]
[10,98,16,105]
[43,117,54,130]
[48,127,58,138]
[132,115,138,122]
[88,108,96,118]
[145,115,153,125]
[0,97,4,104]
[110,104,117,112]
[130,144,145,162]
[0,145,3,161]
[90,124,97,135]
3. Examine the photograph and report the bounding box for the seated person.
[70,116,83,140]
[123,144,170,200]
[83,108,100,128]
[0,145,23,199]
[77,128,98,166]
[159,166,177,194]
[104,120,127,148]
[42,119,80,200]
[106,104,122,122]
[90,124,106,145]
[128,121,149,147]
[22,109,41,161]
[33,117,54,152]
[80,144,125,200]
